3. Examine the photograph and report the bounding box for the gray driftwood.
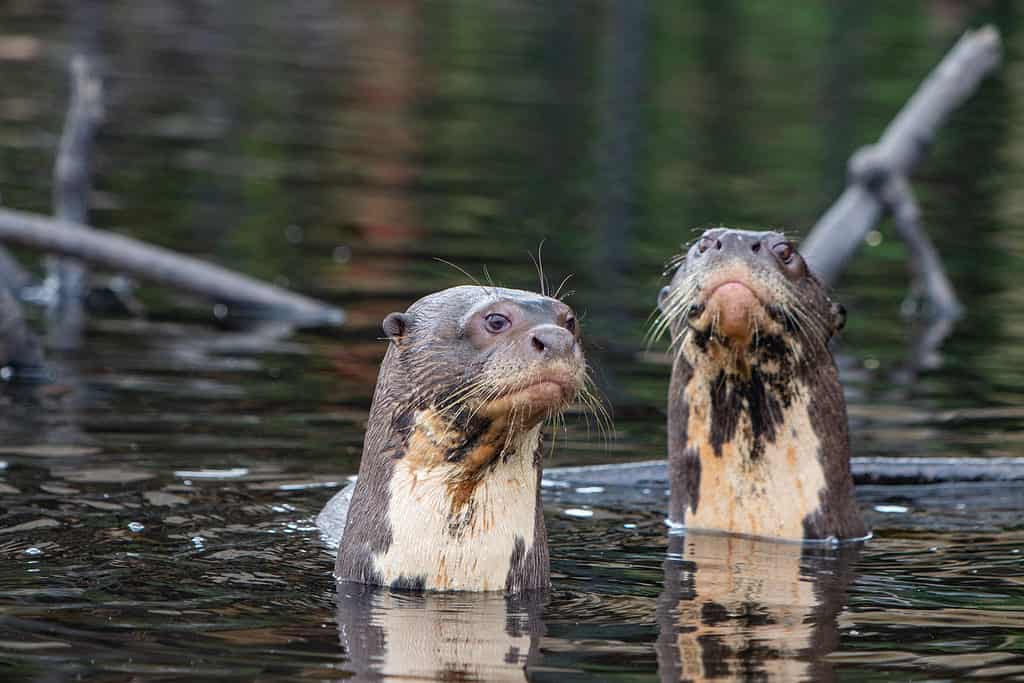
[801,25,1001,318]
[0,207,345,328]
[542,457,1024,486]
[47,53,103,349]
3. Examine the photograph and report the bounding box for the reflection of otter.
[337,286,586,592]
[336,583,545,681]
[655,533,859,682]
[654,228,865,540]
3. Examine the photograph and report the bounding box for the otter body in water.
[654,228,866,541]
[336,285,585,592]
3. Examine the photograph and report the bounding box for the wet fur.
[658,229,865,541]
[337,286,579,592]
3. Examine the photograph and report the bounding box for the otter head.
[655,228,845,372]
[337,285,586,592]
[382,285,585,450]
[654,228,865,541]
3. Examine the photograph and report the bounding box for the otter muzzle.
[707,281,759,341]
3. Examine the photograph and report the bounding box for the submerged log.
[542,457,1024,486]
[0,207,345,328]
[801,25,1001,317]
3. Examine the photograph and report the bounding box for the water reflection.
[336,583,545,681]
[656,533,859,682]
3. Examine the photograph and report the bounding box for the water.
[1,1,1024,680]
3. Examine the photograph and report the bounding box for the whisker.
[553,273,574,300]
[434,257,483,288]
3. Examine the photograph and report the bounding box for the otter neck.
[668,339,862,541]
[375,411,546,591]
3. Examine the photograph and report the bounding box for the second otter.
[336,285,585,593]
[654,228,866,541]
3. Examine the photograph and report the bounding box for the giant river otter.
[335,285,586,592]
[653,228,866,541]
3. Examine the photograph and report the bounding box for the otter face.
[383,285,586,437]
[655,228,845,372]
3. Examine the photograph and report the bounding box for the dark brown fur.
[336,285,584,592]
[659,228,866,540]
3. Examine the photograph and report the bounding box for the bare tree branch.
[0,207,345,328]
[801,26,1001,292]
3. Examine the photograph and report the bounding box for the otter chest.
[681,374,827,540]
[372,426,541,591]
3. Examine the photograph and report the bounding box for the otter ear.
[657,285,672,312]
[382,312,410,342]
[830,301,846,336]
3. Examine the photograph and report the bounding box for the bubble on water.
[564,508,593,518]
[623,523,637,529]
[213,303,228,319]
[127,522,145,532]
[955,503,967,510]
[191,535,205,549]
[873,505,908,514]
[575,486,604,494]
[24,547,42,556]
[0,366,11,381]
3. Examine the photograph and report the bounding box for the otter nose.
[528,324,576,359]
[701,231,773,264]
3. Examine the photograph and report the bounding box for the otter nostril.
[531,335,546,353]
[752,242,761,253]
[715,239,722,250]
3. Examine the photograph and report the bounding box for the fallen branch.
[801,25,1001,315]
[542,457,1024,486]
[0,207,345,328]
[47,52,103,349]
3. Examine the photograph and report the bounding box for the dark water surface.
[1,2,1024,681]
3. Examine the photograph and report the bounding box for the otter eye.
[772,241,795,264]
[564,316,576,333]
[483,313,511,334]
